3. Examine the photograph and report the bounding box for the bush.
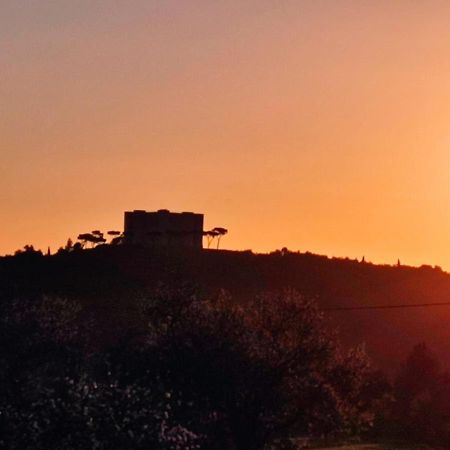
[385,343,450,448]
[0,295,198,450]
[140,289,378,449]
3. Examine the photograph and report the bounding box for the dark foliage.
[0,295,199,449]
[378,343,450,448]
[0,288,378,449]
[1,245,450,373]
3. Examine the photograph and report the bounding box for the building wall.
[124,209,204,249]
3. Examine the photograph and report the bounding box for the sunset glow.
[2,1,450,267]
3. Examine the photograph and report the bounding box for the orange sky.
[2,1,450,268]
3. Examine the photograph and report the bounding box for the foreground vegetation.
[0,289,380,449]
[3,244,450,373]
[315,445,429,450]
[2,247,450,448]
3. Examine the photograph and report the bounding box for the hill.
[2,245,450,372]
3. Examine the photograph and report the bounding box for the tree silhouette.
[140,289,376,450]
[91,230,105,242]
[77,232,106,248]
[14,244,41,255]
[107,231,121,236]
[203,227,228,249]
[65,238,73,251]
[107,231,124,245]
[203,230,219,248]
[211,227,228,249]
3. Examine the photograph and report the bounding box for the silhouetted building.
[124,209,204,249]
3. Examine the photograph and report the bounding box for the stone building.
[124,209,204,249]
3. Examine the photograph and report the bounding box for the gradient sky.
[2,1,450,267]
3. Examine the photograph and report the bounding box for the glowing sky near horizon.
[2,1,450,267]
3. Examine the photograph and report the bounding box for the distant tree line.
[4,243,450,448]
[76,230,124,248]
[68,226,228,251]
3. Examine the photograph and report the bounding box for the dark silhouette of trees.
[381,343,450,447]
[8,242,450,446]
[140,289,378,450]
[107,231,124,246]
[203,229,219,248]
[77,232,106,248]
[212,227,227,249]
[203,227,228,249]
[75,230,125,248]
[65,238,73,251]
[0,288,379,450]
[73,225,228,250]
[91,230,106,244]
[0,295,198,450]
[395,343,440,406]
[13,245,43,258]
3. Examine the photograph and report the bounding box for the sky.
[2,0,450,268]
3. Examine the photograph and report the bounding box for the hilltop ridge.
[1,245,450,371]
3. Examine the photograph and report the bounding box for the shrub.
[139,289,378,449]
[386,343,450,448]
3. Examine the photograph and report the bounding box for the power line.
[323,302,450,312]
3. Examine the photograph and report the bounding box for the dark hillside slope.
[1,246,450,371]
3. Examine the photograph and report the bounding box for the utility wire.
[323,302,450,311]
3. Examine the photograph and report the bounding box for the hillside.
[2,245,450,372]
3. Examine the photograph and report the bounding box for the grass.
[268,440,433,450]
[314,445,431,450]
